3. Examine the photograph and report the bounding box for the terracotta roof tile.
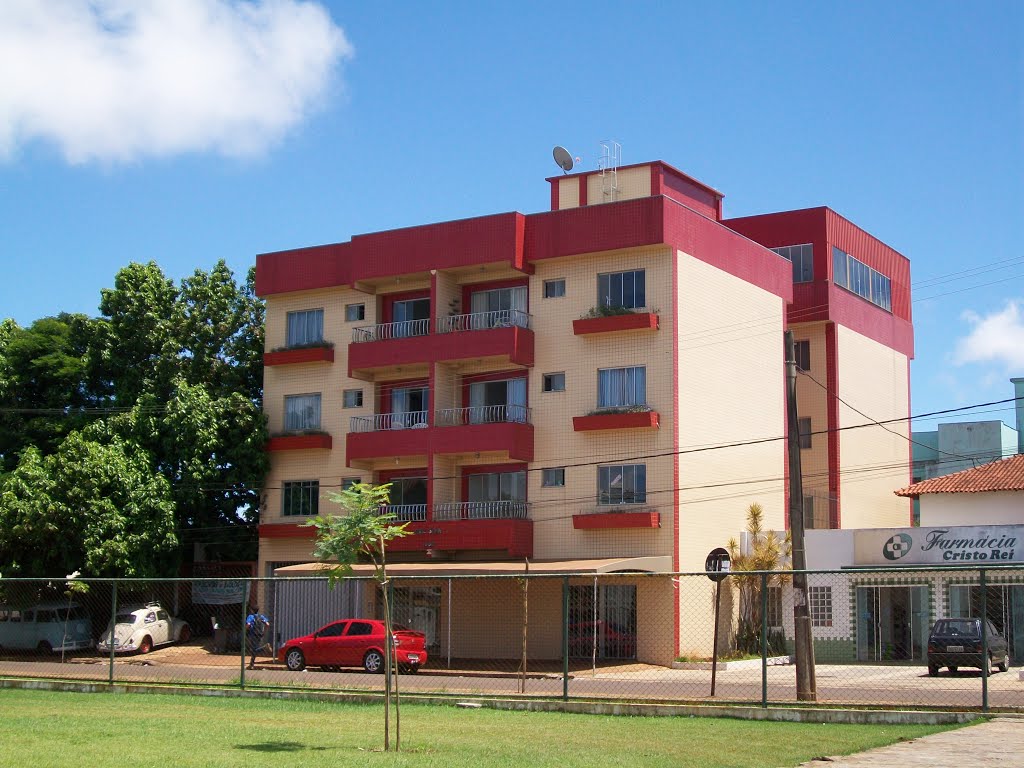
[895,454,1024,497]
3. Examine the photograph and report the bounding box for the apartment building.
[255,160,913,663]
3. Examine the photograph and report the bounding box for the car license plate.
[407,654,419,662]
[946,645,964,653]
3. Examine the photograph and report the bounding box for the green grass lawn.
[0,688,965,768]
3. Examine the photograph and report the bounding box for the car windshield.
[934,619,978,636]
[115,613,138,625]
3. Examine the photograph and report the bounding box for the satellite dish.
[552,146,574,173]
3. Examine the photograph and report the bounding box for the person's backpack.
[251,615,267,638]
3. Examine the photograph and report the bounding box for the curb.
[0,678,981,726]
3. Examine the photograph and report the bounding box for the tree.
[304,483,411,752]
[727,503,791,656]
[0,434,176,577]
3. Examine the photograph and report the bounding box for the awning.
[273,556,672,577]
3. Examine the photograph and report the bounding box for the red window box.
[573,511,661,530]
[573,411,660,431]
[266,433,333,451]
[572,312,659,336]
[264,346,335,366]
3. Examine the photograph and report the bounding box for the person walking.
[245,606,270,669]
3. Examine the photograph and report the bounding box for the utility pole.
[785,330,817,702]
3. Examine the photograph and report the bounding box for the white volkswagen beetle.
[97,602,191,654]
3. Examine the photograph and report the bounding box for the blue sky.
[1,1,1021,431]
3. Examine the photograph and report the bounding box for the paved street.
[2,643,1023,710]
[795,716,1024,767]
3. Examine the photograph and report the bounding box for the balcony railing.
[352,319,430,343]
[433,501,530,520]
[379,504,428,522]
[350,412,429,433]
[436,309,531,334]
[435,404,531,426]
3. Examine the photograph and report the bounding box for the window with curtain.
[284,394,321,431]
[391,385,428,427]
[598,464,646,505]
[468,377,527,422]
[286,309,323,347]
[469,285,528,327]
[597,366,646,408]
[598,269,645,309]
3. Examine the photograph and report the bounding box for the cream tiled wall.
[528,246,676,561]
[587,165,651,205]
[835,325,911,529]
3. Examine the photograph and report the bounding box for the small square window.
[543,279,566,298]
[341,477,361,490]
[345,304,365,322]
[542,468,565,487]
[798,417,812,449]
[794,340,810,372]
[542,373,565,392]
[343,389,363,408]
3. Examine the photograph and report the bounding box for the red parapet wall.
[387,519,533,558]
[572,312,660,336]
[573,512,661,530]
[266,434,333,451]
[258,523,318,539]
[264,346,335,366]
[573,411,660,432]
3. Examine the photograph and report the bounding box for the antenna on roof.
[552,146,575,174]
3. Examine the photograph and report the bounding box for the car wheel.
[407,664,420,674]
[138,636,153,654]
[982,655,991,677]
[37,641,53,655]
[285,648,305,672]
[363,649,384,673]
[178,625,191,643]
[927,664,939,677]
[997,653,1009,673]
[948,666,958,674]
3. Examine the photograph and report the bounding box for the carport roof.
[272,556,672,577]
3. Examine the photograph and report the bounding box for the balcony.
[347,412,431,464]
[433,405,534,462]
[433,501,530,520]
[380,504,428,522]
[348,311,535,379]
[573,506,661,530]
[573,311,659,336]
[348,319,432,380]
[264,344,335,366]
[573,408,660,432]
[266,432,333,451]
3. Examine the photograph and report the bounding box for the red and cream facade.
[255,161,913,663]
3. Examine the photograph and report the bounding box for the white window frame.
[598,269,645,309]
[284,393,321,431]
[345,303,365,322]
[809,586,833,628]
[771,244,813,283]
[282,480,319,517]
[285,309,324,347]
[597,366,646,409]
[597,464,647,505]
[343,389,363,408]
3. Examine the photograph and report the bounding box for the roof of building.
[895,454,1024,497]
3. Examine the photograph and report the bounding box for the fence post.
[980,568,988,712]
[760,571,768,708]
[240,581,250,690]
[108,580,118,687]
[561,575,569,702]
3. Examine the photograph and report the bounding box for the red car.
[277,619,428,673]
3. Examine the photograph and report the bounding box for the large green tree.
[0,434,176,577]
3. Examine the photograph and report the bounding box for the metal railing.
[436,309,531,334]
[349,412,429,433]
[378,504,427,522]
[432,500,531,520]
[351,319,430,343]
[435,404,531,426]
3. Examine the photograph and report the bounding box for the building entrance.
[856,585,929,661]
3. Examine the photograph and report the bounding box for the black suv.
[926,617,1009,676]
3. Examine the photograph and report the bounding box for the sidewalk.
[797,716,1024,767]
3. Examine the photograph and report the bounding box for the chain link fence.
[1,566,1021,711]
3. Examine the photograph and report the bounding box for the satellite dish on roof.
[552,146,574,173]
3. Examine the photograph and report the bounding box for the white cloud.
[0,0,352,163]
[953,300,1024,370]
